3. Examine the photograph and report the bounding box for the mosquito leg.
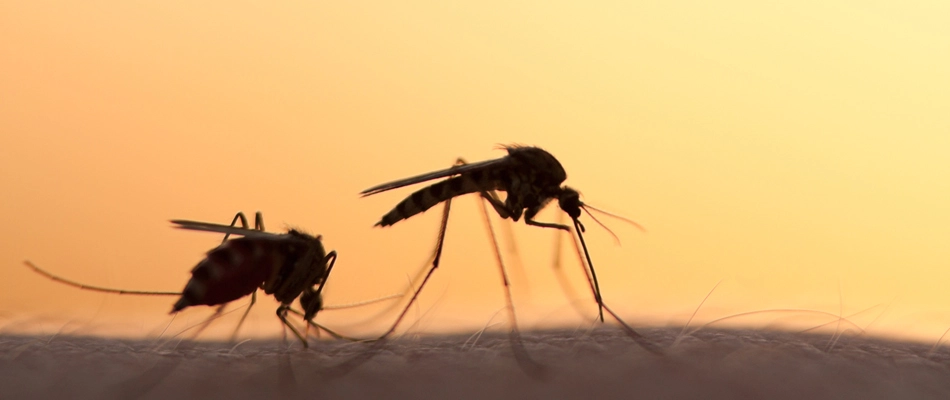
[277,305,309,348]
[480,190,514,219]
[222,212,251,242]
[284,308,362,342]
[253,211,265,232]
[477,196,547,378]
[230,290,257,343]
[186,304,228,342]
[301,251,337,340]
[23,261,181,296]
[446,157,510,219]
[449,157,522,272]
[525,217,572,231]
[376,197,453,339]
[447,158,522,268]
[523,209,604,322]
[372,158,469,338]
[322,197,456,379]
[311,251,337,307]
[570,221,661,354]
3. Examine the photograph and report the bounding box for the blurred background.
[1,1,948,345]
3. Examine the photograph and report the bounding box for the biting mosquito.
[24,211,387,347]
[361,144,659,368]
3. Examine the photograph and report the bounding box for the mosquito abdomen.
[377,174,497,226]
[172,238,278,312]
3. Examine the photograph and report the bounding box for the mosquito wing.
[170,219,279,238]
[360,157,510,197]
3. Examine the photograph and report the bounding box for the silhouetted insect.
[361,145,659,366]
[24,211,366,347]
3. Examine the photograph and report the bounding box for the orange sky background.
[1,1,948,344]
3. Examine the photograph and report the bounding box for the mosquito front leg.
[525,217,571,231]
[299,250,338,339]
[311,251,337,306]
[185,304,228,341]
[283,308,365,342]
[277,304,310,348]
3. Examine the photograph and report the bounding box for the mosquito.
[361,144,659,360]
[24,211,375,348]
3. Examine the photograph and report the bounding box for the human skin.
[3,327,949,400]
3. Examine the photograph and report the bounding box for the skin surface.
[3,327,950,400]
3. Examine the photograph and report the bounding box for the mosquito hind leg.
[375,198,454,340]
[23,260,181,296]
[253,211,265,231]
[222,212,250,242]
[373,158,469,339]
[178,304,228,343]
[221,211,266,242]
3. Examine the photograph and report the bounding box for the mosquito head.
[300,288,324,322]
[557,186,645,243]
[557,186,584,221]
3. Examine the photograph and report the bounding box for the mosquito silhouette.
[24,211,393,347]
[361,144,659,370]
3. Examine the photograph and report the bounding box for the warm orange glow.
[2,1,949,344]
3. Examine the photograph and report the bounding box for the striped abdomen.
[376,172,503,227]
[172,237,284,312]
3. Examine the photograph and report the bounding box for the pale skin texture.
[3,328,950,400]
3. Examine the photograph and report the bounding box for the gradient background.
[1,1,948,344]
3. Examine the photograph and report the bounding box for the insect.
[361,144,659,358]
[24,211,357,347]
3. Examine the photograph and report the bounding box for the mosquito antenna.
[580,207,622,246]
[582,203,647,233]
[24,261,180,296]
